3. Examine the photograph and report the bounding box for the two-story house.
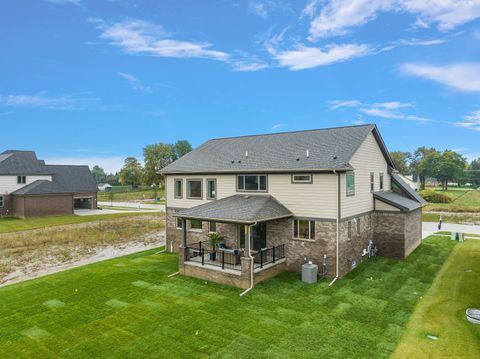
[161,124,426,289]
[0,150,98,218]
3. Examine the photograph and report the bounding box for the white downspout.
[329,171,340,287]
[240,221,257,296]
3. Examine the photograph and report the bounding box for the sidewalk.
[98,201,165,211]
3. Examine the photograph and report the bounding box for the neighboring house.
[0,150,98,218]
[98,183,113,191]
[398,174,420,191]
[161,124,426,289]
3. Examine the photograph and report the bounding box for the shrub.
[419,190,452,203]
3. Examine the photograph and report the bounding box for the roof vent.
[306,149,309,158]
[333,155,337,160]
[231,160,235,164]
[238,160,241,163]
[296,158,300,161]
[245,150,248,157]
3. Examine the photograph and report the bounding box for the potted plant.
[206,232,225,261]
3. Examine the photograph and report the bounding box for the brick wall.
[0,194,13,217]
[13,194,74,218]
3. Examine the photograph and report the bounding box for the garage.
[74,197,93,209]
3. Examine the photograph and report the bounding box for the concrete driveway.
[98,201,165,211]
[423,222,480,239]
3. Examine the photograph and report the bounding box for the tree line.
[390,147,480,190]
[91,140,192,188]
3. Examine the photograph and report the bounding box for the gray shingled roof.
[162,124,393,174]
[374,191,423,212]
[11,180,71,196]
[0,150,52,175]
[391,173,427,205]
[45,165,98,193]
[174,194,293,224]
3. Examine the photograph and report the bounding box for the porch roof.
[374,191,423,212]
[174,194,293,224]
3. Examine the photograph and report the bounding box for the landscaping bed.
[424,189,480,213]
[1,235,474,358]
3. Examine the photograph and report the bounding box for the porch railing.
[253,244,285,269]
[185,241,242,271]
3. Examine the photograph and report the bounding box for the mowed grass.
[98,190,165,203]
[0,212,162,234]
[0,236,459,358]
[425,189,480,212]
[392,238,480,358]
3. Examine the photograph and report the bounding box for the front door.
[251,222,267,250]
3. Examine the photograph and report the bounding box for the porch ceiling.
[174,194,293,224]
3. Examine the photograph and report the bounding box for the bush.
[419,190,453,203]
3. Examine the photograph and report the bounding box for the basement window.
[17,176,26,184]
[188,219,203,231]
[293,219,315,240]
[0,196,3,207]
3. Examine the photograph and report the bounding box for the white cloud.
[372,101,413,110]
[0,93,98,110]
[248,1,292,19]
[360,107,405,119]
[328,100,362,109]
[275,43,372,70]
[231,60,269,72]
[401,63,480,93]
[95,19,229,61]
[304,0,480,40]
[46,156,126,174]
[456,110,480,131]
[45,0,81,5]
[117,72,151,93]
[271,123,284,130]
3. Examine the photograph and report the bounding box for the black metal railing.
[253,244,285,269]
[185,241,242,271]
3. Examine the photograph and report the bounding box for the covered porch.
[174,194,292,289]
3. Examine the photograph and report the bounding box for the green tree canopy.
[91,165,107,184]
[143,143,175,187]
[469,159,480,186]
[410,147,438,189]
[390,151,411,174]
[173,140,193,160]
[119,157,144,186]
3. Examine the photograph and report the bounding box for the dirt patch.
[0,215,165,287]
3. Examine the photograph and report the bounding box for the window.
[379,173,384,190]
[237,175,267,192]
[188,219,202,231]
[292,174,312,183]
[187,179,202,199]
[357,218,361,235]
[174,179,183,199]
[370,173,374,192]
[0,196,3,207]
[348,221,352,240]
[293,219,315,240]
[346,171,355,196]
[176,217,183,229]
[17,176,26,184]
[209,221,217,233]
[207,179,216,200]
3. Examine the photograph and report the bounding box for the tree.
[173,140,193,160]
[410,147,438,189]
[468,159,480,187]
[119,157,144,186]
[435,150,467,190]
[91,165,107,184]
[143,143,175,187]
[390,151,411,174]
[105,172,120,186]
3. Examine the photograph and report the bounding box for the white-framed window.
[379,173,384,190]
[0,195,3,207]
[237,175,267,192]
[293,219,315,240]
[187,179,202,199]
[209,221,217,233]
[174,179,183,199]
[188,219,203,231]
[176,217,183,229]
[207,179,216,200]
[370,172,374,192]
[17,176,26,184]
[346,171,355,196]
[292,174,312,183]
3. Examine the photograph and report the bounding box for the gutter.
[330,170,341,286]
[240,221,257,297]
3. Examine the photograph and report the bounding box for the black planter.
[209,252,217,261]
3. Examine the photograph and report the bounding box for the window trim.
[379,173,384,191]
[292,219,316,241]
[236,174,268,192]
[174,178,183,199]
[0,195,3,207]
[346,171,355,197]
[206,178,217,200]
[186,179,203,199]
[188,219,203,232]
[291,173,313,184]
[208,221,217,233]
[176,217,183,230]
[370,172,374,193]
[17,175,26,184]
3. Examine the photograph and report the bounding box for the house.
[398,174,420,191]
[98,183,113,192]
[0,150,98,218]
[161,124,426,289]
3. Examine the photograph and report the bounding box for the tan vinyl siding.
[341,132,391,218]
[166,173,337,218]
[0,175,53,194]
[375,199,400,211]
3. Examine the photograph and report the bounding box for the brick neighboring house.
[0,150,98,218]
[161,124,427,289]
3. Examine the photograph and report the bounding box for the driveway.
[98,201,165,211]
[422,221,480,239]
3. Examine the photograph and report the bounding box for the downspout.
[329,170,341,287]
[240,221,257,296]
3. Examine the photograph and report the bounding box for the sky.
[1,0,480,173]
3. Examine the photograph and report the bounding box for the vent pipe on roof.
[306,149,309,158]
[245,151,248,158]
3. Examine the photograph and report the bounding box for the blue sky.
[1,0,480,173]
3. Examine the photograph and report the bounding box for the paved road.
[98,201,165,211]
[422,221,480,239]
[75,208,163,216]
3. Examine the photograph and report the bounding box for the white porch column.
[245,224,251,257]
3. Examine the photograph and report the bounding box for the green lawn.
[0,212,162,234]
[98,190,165,203]
[392,238,480,358]
[425,189,480,212]
[0,235,468,358]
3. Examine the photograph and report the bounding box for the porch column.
[179,218,187,266]
[245,224,251,257]
[181,218,187,247]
